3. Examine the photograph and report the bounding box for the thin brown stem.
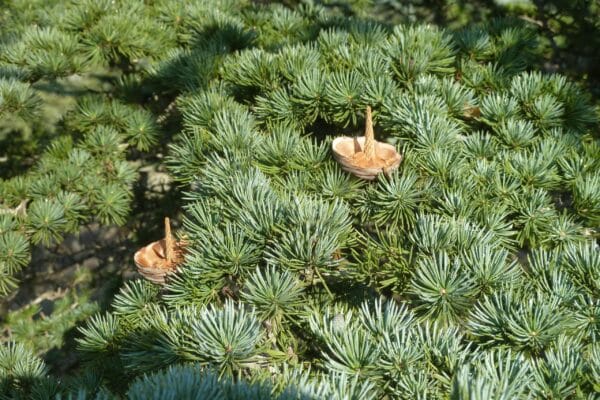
[164,217,174,263]
[363,106,375,160]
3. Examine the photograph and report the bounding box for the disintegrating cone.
[332,106,402,180]
[0,199,29,217]
[133,217,186,284]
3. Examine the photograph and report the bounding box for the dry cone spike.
[134,217,186,284]
[332,106,402,180]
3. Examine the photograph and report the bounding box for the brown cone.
[331,106,402,180]
[133,217,186,284]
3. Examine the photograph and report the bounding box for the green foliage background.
[0,0,598,398]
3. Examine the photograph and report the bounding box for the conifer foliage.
[1,0,599,398]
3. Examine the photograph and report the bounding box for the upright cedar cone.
[133,217,186,284]
[332,106,402,180]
